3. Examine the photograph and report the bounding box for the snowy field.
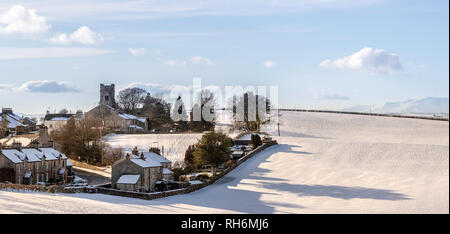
[1,111,448,213]
[103,133,203,164]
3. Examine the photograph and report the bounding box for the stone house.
[0,126,53,148]
[85,84,149,134]
[0,142,70,185]
[86,104,148,134]
[0,108,36,135]
[111,147,173,192]
[43,113,74,134]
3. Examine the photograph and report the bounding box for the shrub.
[196,174,211,181]
[47,185,63,193]
[193,132,233,176]
[226,160,234,168]
[251,134,262,149]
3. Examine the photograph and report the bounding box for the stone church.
[86,84,149,134]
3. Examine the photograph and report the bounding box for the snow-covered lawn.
[1,112,448,213]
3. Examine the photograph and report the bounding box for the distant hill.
[343,97,449,115]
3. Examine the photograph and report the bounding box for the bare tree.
[117,87,147,114]
[231,92,272,132]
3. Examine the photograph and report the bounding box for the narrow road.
[73,168,110,185]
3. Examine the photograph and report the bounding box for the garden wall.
[94,140,278,200]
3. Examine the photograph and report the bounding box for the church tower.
[100,84,116,108]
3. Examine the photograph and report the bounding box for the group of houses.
[0,142,73,185]
[0,108,37,136]
[40,84,149,134]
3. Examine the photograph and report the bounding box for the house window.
[105,95,109,101]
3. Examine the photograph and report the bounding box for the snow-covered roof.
[0,136,35,146]
[130,158,160,168]
[236,133,267,141]
[66,159,73,167]
[141,152,171,164]
[50,117,70,121]
[0,149,25,163]
[40,148,68,160]
[128,125,144,130]
[21,148,45,162]
[1,147,69,163]
[58,168,65,175]
[163,168,173,175]
[189,180,203,185]
[119,113,146,123]
[44,113,73,121]
[0,115,26,129]
[117,174,140,184]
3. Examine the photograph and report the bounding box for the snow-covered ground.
[1,111,448,213]
[103,133,203,163]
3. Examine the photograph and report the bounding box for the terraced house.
[0,142,71,185]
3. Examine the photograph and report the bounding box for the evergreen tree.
[193,132,233,176]
[251,134,262,149]
[184,145,196,172]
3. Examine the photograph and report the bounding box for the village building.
[43,110,83,134]
[0,142,72,185]
[0,108,37,136]
[111,147,173,192]
[0,126,53,148]
[85,84,149,134]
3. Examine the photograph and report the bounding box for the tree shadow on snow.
[273,144,314,155]
[65,143,407,213]
[279,130,330,139]
[258,182,410,201]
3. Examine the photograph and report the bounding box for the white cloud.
[311,89,350,100]
[165,56,214,67]
[165,60,187,67]
[50,26,104,45]
[264,60,275,68]
[320,47,403,74]
[0,47,114,60]
[189,56,214,66]
[0,80,79,93]
[0,5,51,34]
[17,80,80,93]
[128,48,146,56]
[0,1,385,21]
[0,83,14,91]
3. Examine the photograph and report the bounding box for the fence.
[280,109,449,121]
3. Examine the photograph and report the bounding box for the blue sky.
[0,0,448,114]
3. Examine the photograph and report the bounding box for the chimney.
[132,146,139,156]
[29,139,39,149]
[140,152,145,160]
[11,141,22,151]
